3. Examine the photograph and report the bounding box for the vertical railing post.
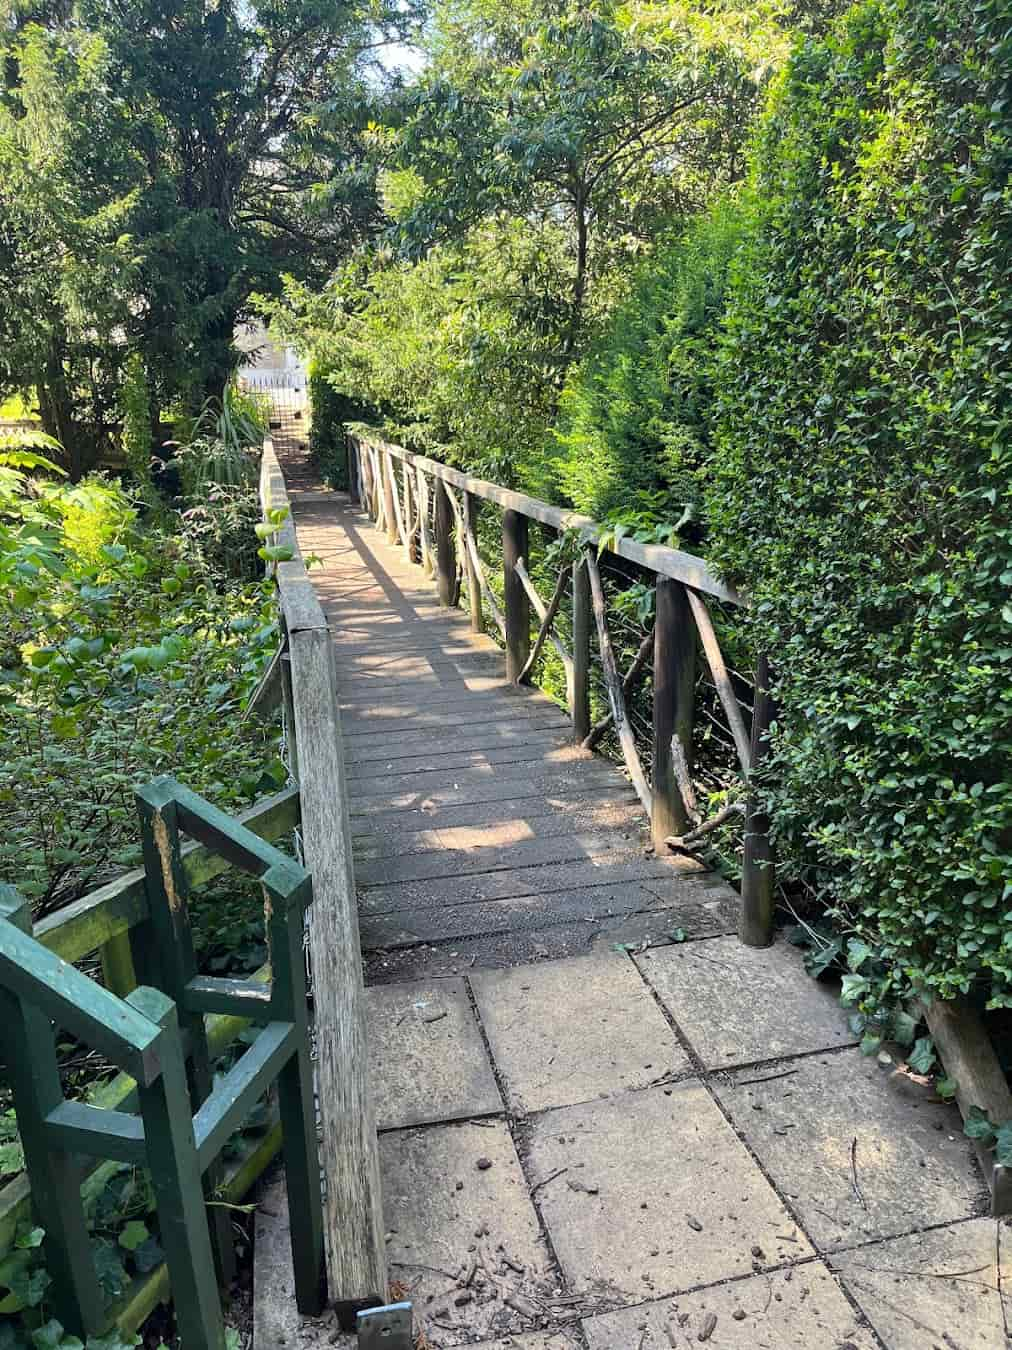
[266,869,326,1314]
[347,436,360,505]
[382,450,398,545]
[135,783,235,1288]
[402,466,417,564]
[434,478,456,607]
[129,986,227,1350]
[503,509,530,683]
[651,577,696,849]
[464,491,483,633]
[740,651,775,946]
[571,556,591,742]
[0,887,107,1339]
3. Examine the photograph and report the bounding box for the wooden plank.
[652,579,696,848]
[583,549,652,815]
[920,996,1012,1214]
[286,622,387,1318]
[739,651,775,947]
[356,430,743,605]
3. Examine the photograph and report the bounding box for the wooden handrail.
[352,428,744,606]
[260,438,387,1323]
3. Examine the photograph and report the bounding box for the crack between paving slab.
[624,948,890,1350]
[461,972,593,1350]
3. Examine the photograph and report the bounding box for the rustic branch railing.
[260,438,387,1324]
[347,428,770,945]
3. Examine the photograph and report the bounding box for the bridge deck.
[283,457,738,981]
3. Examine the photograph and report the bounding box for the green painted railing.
[0,782,305,1341]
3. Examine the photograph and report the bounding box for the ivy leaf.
[846,938,873,971]
[117,1219,149,1253]
[993,1122,1012,1167]
[92,1239,127,1297]
[15,1227,44,1251]
[963,1106,995,1143]
[889,1009,918,1048]
[32,1322,82,1350]
[839,973,870,1005]
[908,1036,937,1075]
[935,1076,958,1100]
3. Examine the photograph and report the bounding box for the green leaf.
[839,973,870,1006]
[908,1036,937,1075]
[92,1239,127,1297]
[993,1122,1012,1167]
[963,1105,996,1143]
[117,1219,149,1253]
[935,1076,958,1100]
[889,1009,918,1048]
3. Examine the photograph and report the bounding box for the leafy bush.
[308,360,358,490]
[0,467,281,915]
[553,202,744,529]
[708,0,1012,1011]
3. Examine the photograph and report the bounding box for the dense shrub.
[553,203,743,530]
[308,360,362,490]
[0,465,281,915]
[708,0,1012,1010]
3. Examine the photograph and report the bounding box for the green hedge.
[708,0,1012,1010]
[308,361,360,490]
[553,203,743,530]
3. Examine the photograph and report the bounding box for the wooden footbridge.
[256,422,783,1323]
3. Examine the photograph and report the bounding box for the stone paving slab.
[380,1120,550,1347]
[831,1217,1008,1349]
[710,1050,984,1251]
[471,953,689,1113]
[581,1261,878,1349]
[635,936,854,1068]
[366,978,502,1130]
[526,1083,814,1302]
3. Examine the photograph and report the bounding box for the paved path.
[257,450,1007,1350]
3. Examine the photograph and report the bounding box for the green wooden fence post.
[135,782,236,1288]
[127,986,226,1350]
[264,863,325,1314]
[0,886,107,1339]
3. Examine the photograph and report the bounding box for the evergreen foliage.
[708,0,1012,1009]
[553,202,743,526]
